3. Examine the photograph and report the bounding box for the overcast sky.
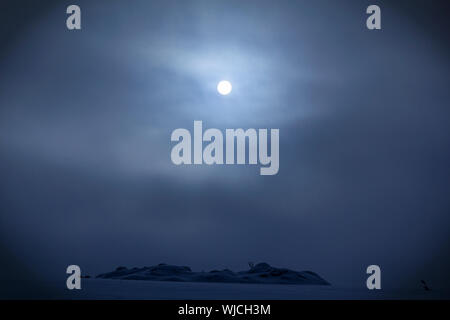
[1,0,450,296]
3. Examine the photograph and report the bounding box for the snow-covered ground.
[53,279,447,300]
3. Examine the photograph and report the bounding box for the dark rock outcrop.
[96,262,330,285]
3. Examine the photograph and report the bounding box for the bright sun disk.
[217,80,232,95]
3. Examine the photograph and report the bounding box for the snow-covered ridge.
[96,262,330,285]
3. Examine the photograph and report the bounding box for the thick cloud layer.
[1,0,450,294]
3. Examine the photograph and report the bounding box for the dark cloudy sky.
[1,0,450,297]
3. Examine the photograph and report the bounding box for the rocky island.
[96,262,330,285]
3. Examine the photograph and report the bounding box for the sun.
[217,80,232,95]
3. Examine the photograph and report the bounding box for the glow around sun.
[217,80,232,95]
